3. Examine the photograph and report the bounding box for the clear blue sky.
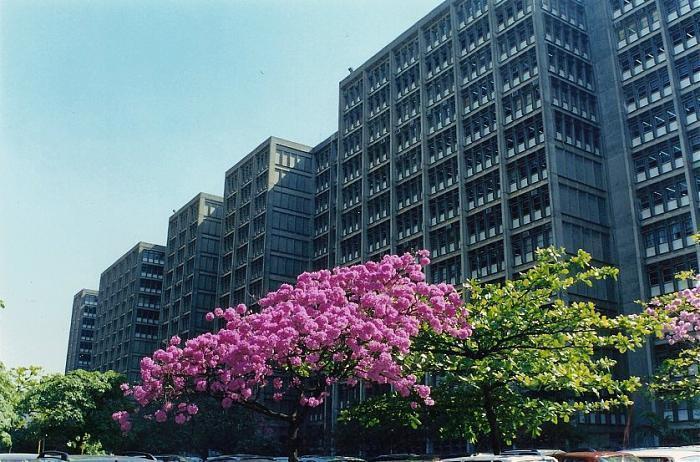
[0,0,443,373]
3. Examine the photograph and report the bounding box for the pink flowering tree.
[647,272,700,401]
[113,252,470,461]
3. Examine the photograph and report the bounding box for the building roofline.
[312,132,339,152]
[339,0,449,87]
[169,192,223,219]
[224,136,312,177]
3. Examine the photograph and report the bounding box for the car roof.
[442,455,557,462]
[562,453,632,459]
[626,451,700,459]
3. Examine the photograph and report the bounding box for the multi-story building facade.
[586,0,700,431]
[218,137,315,309]
[93,242,165,381]
[312,133,339,271]
[65,288,98,373]
[329,0,699,446]
[159,193,223,344]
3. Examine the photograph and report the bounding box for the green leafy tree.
[12,370,129,453]
[345,248,660,454]
[0,363,42,450]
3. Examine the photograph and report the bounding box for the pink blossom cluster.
[113,252,470,431]
[648,275,700,344]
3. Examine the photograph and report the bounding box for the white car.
[626,450,700,462]
[0,454,37,462]
[441,454,559,462]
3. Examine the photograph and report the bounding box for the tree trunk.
[287,416,301,462]
[483,388,502,455]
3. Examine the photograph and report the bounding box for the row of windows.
[461,47,493,85]
[459,16,490,57]
[463,105,497,145]
[368,86,389,119]
[462,74,495,113]
[496,0,533,32]
[427,99,455,134]
[507,148,547,192]
[396,92,420,126]
[623,68,671,114]
[609,0,648,20]
[367,222,390,253]
[677,51,700,89]
[509,186,551,229]
[427,71,455,107]
[466,170,501,210]
[615,4,661,50]
[368,138,390,170]
[427,126,457,164]
[662,0,700,23]
[638,174,691,220]
[368,192,390,224]
[469,241,505,279]
[541,0,586,30]
[544,14,590,59]
[669,13,700,55]
[456,0,488,30]
[632,137,684,183]
[497,19,535,62]
[505,114,545,157]
[368,165,390,196]
[397,177,422,209]
[425,14,451,52]
[647,253,698,296]
[501,48,538,93]
[425,41,453,80]
[554,111,601,155]
[628,102,678,148]
[512,225,553,267]
[551,77,598,122]
[503,82,541,125]
[467,205,503,245]
[430,222,461,258]
[430,188,461,226]
[642,213,695,257]
[465,135,499,176]
[428,156,458,195]
[547,45,595,90]
[397,206,423,241]
[618,35,666,81]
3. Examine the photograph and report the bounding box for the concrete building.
[65,288,98,373]
[159,193,223,344]
[218,137,315,309]
[326,0,699,447]
[93,242,165,381]
[587,0,700,429]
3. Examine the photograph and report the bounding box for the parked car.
[37,451,156,462]
[442,453,558,462]
[626,449,700,462]
[299,458,365,462]
[156,456,189,462]
[555,451,642,462]
[0,454,37,462]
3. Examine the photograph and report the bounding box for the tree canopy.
[344,248,660,453]
[116,252,470,462]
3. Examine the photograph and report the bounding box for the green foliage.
[0,362,42,450]
[11,369,129,452]
[349,248,660,454]
[650,346,700,401]
[337,392,428,455]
